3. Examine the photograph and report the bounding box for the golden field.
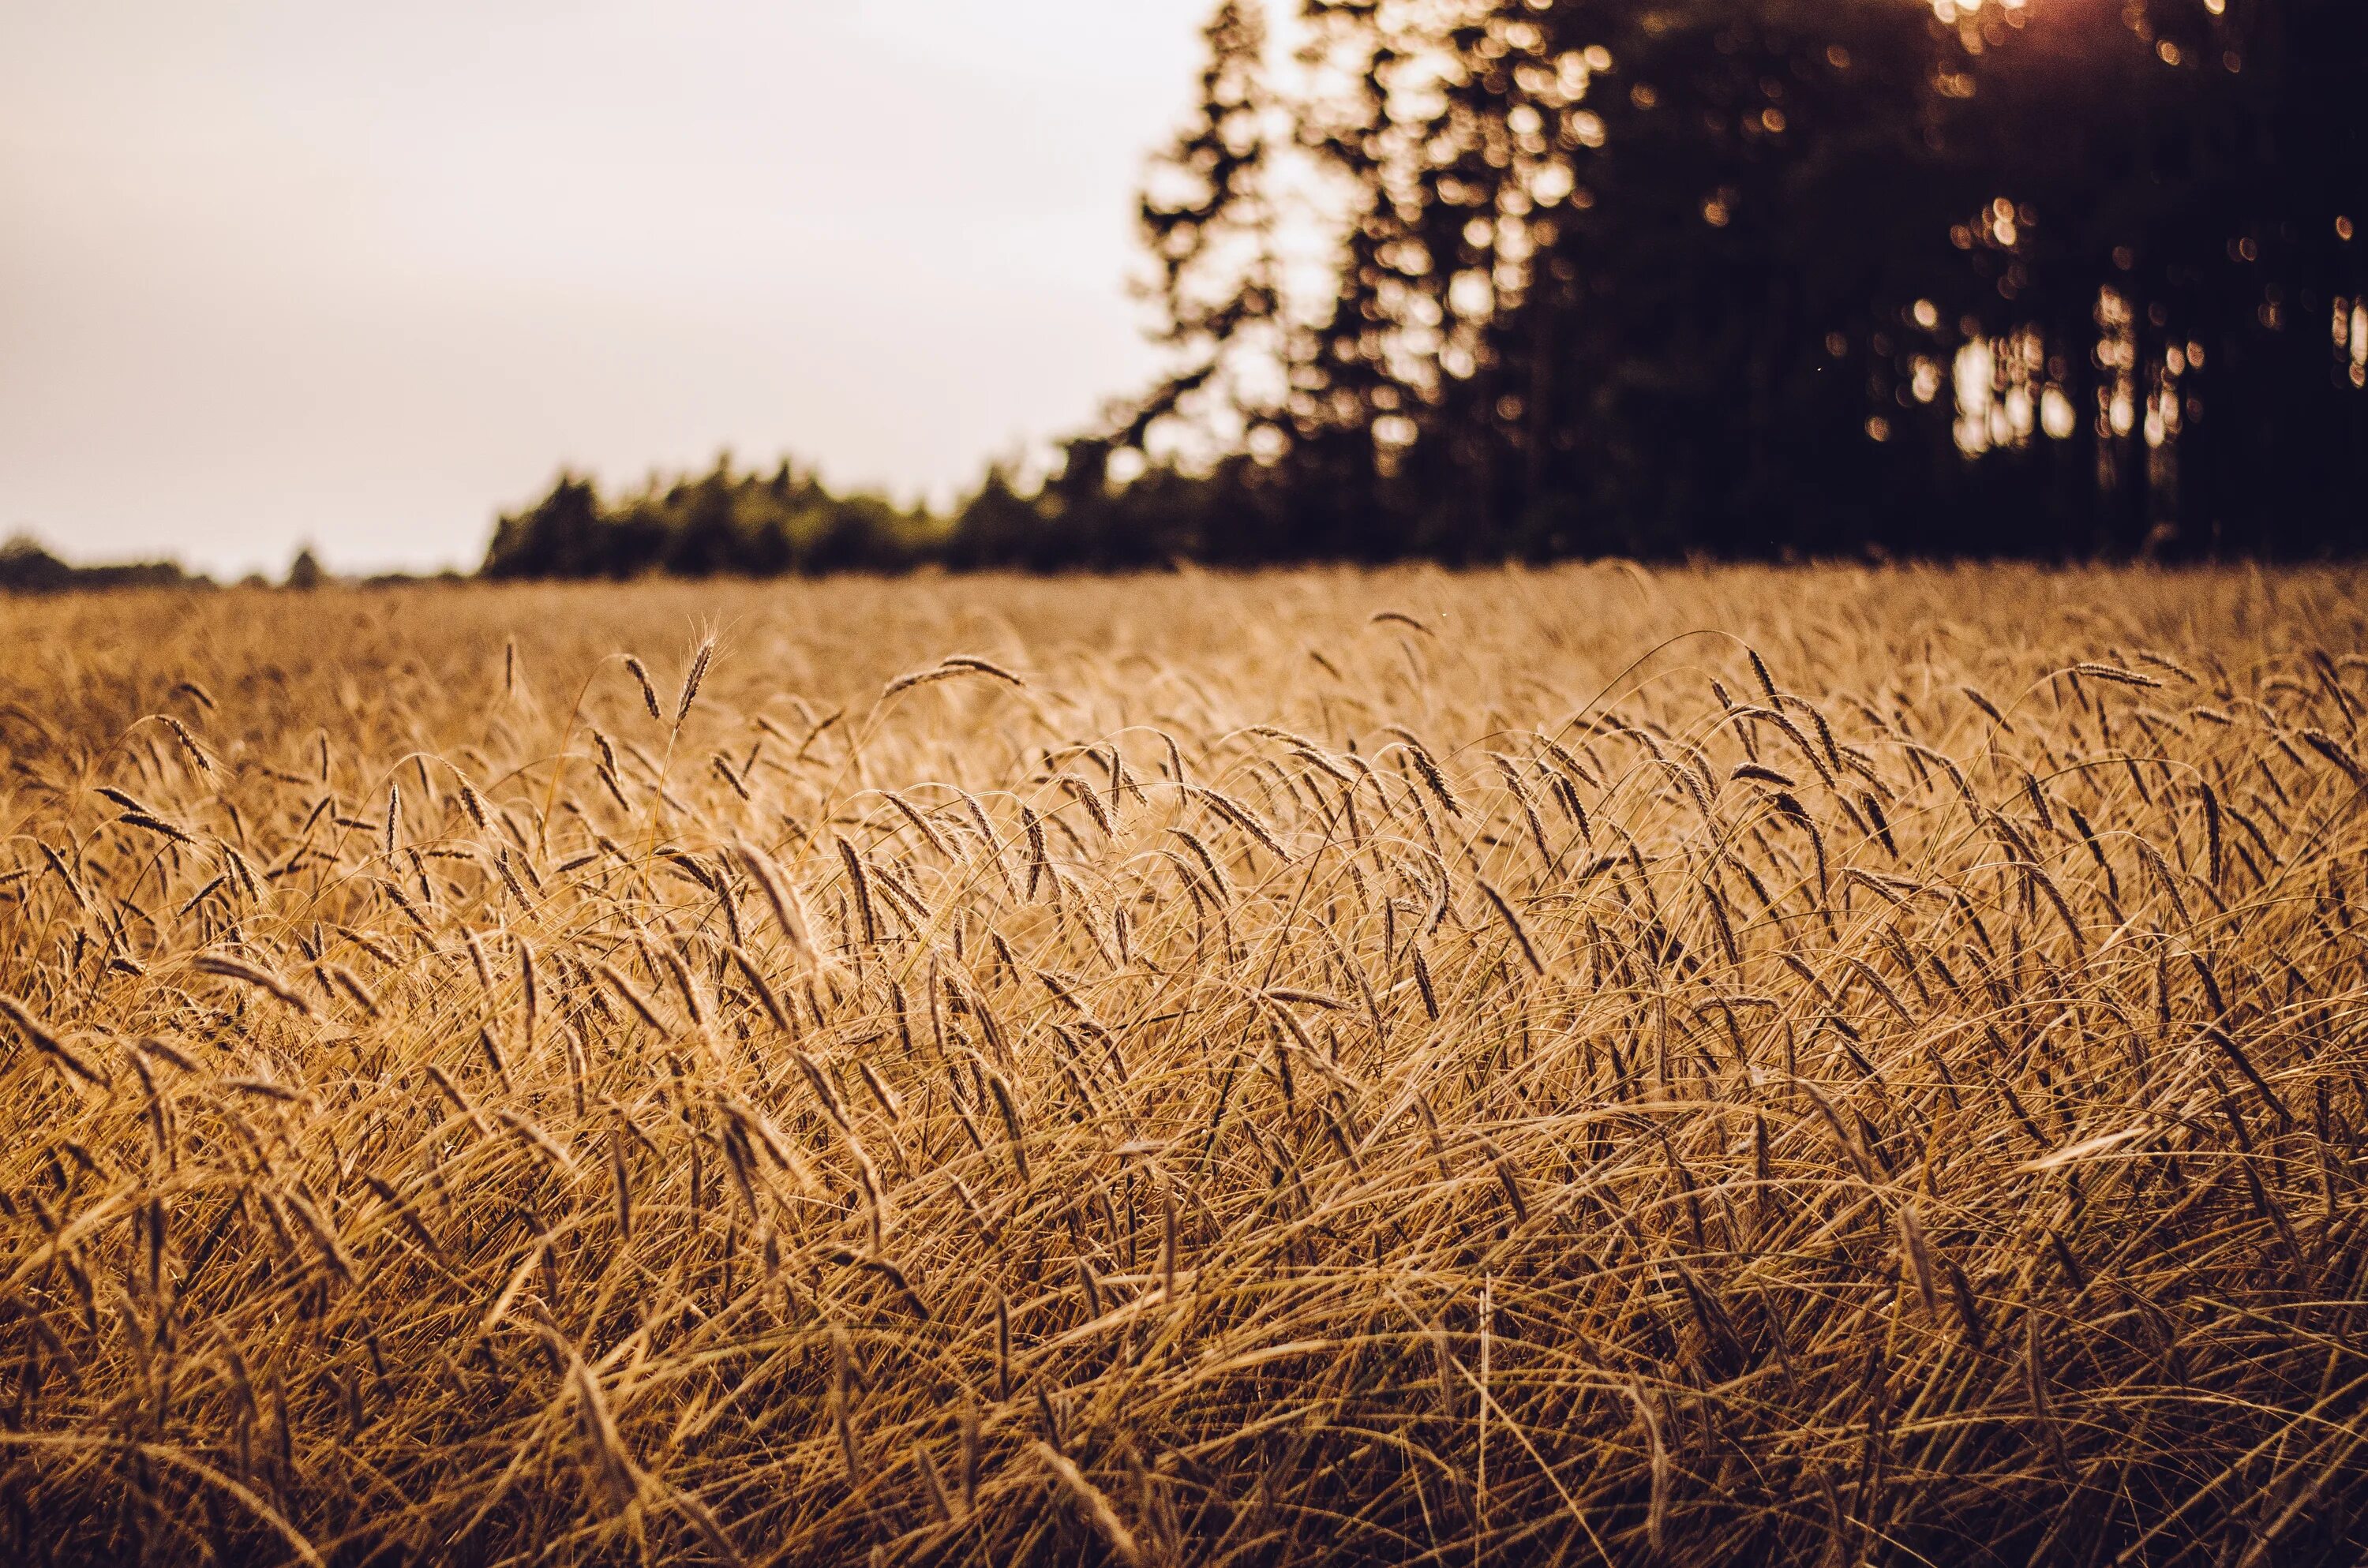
[0,565,2364,1566]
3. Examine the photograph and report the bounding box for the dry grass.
[0,563,2364,1566]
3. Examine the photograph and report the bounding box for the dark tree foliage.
[482,0,2366,579]
[0,536,207,595]
[481,458,941,580]
[1124,1,1288,452]
[1117,0,2367,562]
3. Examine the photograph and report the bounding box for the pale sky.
[0,2,1214,577]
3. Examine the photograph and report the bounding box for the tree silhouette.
[477,0,2366,581]
[1119,0,2366,561]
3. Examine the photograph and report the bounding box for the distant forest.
[478,0,2367,578]
[0,537,208,596]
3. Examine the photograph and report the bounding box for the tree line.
[0,536,206,595]
[481,0,2366,580]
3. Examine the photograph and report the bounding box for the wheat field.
[1,565,2365,1566]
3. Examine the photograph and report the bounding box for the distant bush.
[284,547,327,592]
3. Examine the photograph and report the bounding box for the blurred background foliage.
[470,0,2361,579]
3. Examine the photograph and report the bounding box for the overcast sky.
[0,2,1212,577]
